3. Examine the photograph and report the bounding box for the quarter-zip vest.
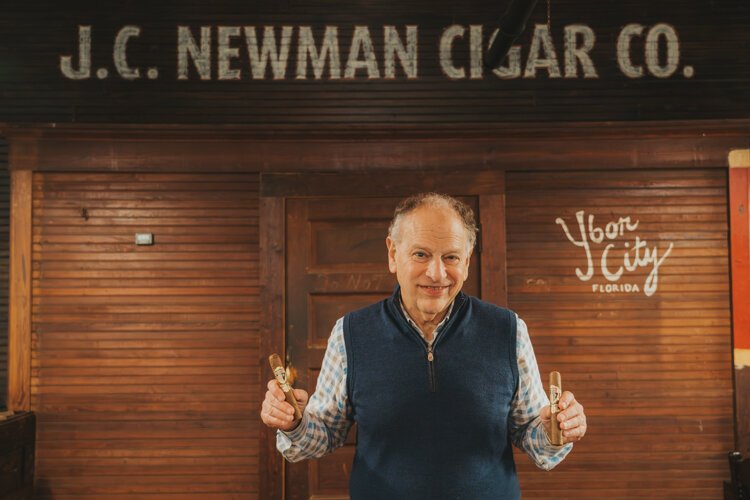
[342,287,520,500]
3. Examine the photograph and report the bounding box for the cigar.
[549,371,564,446]
[268,353,303,420]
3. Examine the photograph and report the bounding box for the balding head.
[388,193,478,251]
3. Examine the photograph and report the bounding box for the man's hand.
[260,379,309,431]
[540,391,586,444]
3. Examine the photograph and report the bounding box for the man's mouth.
[419,285,450,292]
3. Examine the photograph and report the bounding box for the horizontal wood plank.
[507,168,733,499]
[32,173,261,498]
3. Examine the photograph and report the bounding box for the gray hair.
[388,192,478,250]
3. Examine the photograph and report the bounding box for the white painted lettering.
[217,26,241,80]
[558,209,671,297]
[555,211,594,281]
[469,25,483,79]
[296,26,341,80]
[60,25,91,80]
[564,24,597,78]
[601,243,624,281]
[245,26,293,80]
[643,242,673,296]
[178,26,211,80]
[617,24,644,78]
[113,26,141,80]
[524,24,561,78]
[623,238,646,271]
[384,26,417,79]
[440,25,466,80]
[588,214,605,244]
[345,26,380,78]
[605,220,621,239]
[592,283,641,294]
[645,23,679,78]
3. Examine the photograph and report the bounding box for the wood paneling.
[0,139,8,410]
[31,173,261,498]
[259,196,285,500]
[284,197,400,499]
[6,123,750,173]
[8,169,31,412]
[506,168,734,498]
[479,193,507,306]
[3,126,744,498]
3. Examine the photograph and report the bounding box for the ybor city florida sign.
[556,210,674,297]
[59,23,694,81]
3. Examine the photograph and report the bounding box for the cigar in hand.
[549,371,564,446]
[268,353,303,420]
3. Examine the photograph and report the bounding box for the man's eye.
[414,252,427,258]
[445,255,459,262]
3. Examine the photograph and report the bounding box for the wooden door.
[283,192,493,499]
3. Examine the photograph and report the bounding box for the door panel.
[285,197,398,500]
[284,195,483,499]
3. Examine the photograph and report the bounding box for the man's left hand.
[539,391,586,444]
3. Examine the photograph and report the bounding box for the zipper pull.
[427,346,434,362]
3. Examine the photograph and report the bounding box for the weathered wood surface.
[0,139,8,410]
[31,173,261,498]
[4,122,750,172]
[506,168,734,498]
[8,169,31,412]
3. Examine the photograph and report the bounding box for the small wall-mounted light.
[135,233,154,246]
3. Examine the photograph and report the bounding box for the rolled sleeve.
[276,318,353,462]
[509,315,573,470]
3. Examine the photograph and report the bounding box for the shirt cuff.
[530,418,574,470]
[278,413,308,444]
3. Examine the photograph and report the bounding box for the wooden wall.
[0,0,748,124]
[506,168,734,498]
[31,172,261,498]
[0,139,8,410]
[5,127,745,498]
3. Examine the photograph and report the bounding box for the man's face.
[386,205,472,322]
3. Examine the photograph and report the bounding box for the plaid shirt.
[277,303,573,471]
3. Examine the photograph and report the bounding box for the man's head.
[386,193,477,324]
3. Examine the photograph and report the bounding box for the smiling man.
[261,192,587,499]
[386,197,471,342]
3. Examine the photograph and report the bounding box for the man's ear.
[386,236,397,274]
[463,248,473,279]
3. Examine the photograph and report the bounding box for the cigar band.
[549,384,561,412]
[273,367,292,392]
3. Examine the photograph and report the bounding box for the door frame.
[259,169,510,498]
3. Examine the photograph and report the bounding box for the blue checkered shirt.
[277,305,573,470]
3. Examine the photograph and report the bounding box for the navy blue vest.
[343,287,520,500]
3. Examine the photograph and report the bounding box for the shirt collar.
[398,294,455,341]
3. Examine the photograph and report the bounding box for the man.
[261,193,587,499]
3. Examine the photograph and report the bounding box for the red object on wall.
[730,154,750,352]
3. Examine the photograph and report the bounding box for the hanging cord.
[484,0,541,69]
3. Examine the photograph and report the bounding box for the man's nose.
[425,257,447,281]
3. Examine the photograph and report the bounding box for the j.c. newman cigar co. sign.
[59,23,693,82]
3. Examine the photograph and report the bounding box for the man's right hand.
[260,379,309,431]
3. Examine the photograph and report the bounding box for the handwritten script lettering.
[556,210,673,297]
